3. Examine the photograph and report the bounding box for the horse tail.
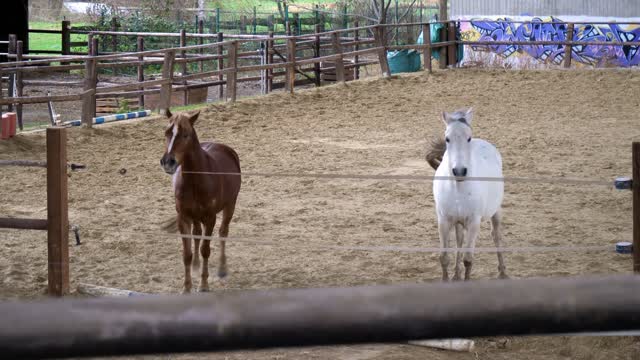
[425,137,446,171]
[160,216,178,233]
[227,146,241,172]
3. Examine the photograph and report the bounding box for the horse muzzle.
[160,154,178,175]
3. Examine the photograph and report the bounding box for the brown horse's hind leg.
[192,223,202,272]
[178,219,193,294]
[199,220,215,292]
[217,202,236,279]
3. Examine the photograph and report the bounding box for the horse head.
[160,109,200,175]
[442,108,474,180]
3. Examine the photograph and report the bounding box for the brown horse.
[160,109,241,293]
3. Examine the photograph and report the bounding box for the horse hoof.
[182,287,192,295]
[217,270,228,279]
[498,273,510,280]
[198,285,210,293]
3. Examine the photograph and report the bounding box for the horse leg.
[492,210,509,279]
[437,219,452,281]
[217,202,236,279]
[191,223,201,272]
[452,223,464,281]
[463,218,481,281]
[178,219,193,294]
[199,219,215,292]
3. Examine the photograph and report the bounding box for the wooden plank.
[159,50,176,115]
[77,283,146,297]
[0,93,86,106]
[0,218,48,230]
[331,33,345,83]
[227,41,238,103]
[634,142,640,273]
[564,23,574,69]
[285,38,296,93]
[46,127,69,297]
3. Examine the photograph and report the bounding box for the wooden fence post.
[81,38,98,127]
[422,23,432,73]
[46,126,69,297]
[217,32,224,100]
[137,37,145,109]
[439,23,447,69]
[267,31,274,92]
[447,21,456,68]
[285,37,296,93]
[633,142,640,273]
[331,33,345,83]
[313,25,321,86]
[16,41,24,131]
[81,58,97,127]
[354,21,360,80]
[374,26,390,78]
[159,50,176,115]
[61,20,71,57]
[564,23,574,69]
[227,41,238,102]
[8,35,16,113]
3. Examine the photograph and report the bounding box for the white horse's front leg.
[452,223,464,281]
[463,217,481,281]
[492,210,509,279]
[438,218,452,281]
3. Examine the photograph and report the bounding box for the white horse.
[427,108,508,281]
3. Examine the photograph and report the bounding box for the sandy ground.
[1,68,640,359]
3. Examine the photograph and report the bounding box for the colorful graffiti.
[458,16,640,67]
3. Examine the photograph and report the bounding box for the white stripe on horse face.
[167,124,178,153]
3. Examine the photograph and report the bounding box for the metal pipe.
[2,275,640,359]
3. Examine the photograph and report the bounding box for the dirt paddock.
[1,69,639,359]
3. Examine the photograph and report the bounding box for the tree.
[48,0,64,20]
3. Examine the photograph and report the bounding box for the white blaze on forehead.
[167,124,178,153]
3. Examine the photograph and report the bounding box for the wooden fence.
[0,127,74,297]
[2,20,639,130]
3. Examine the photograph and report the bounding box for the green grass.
[29,21,89,53]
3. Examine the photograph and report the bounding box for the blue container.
[387,49,421,74]
[614,177,632,190]
[616,242,633,254]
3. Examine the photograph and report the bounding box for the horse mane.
[425,137,446,171]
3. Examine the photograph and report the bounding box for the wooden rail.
[0,127,70,296]
[2,275,640,358]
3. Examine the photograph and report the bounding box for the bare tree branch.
[397,0,418,22]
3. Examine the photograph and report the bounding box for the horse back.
[201,142,241,173]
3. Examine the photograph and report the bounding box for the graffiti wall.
[457,16,640,68]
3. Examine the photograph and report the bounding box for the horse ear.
[165,109,172,119]
[441,111,452,125]
[189,111,200,126]
[465,107,474,125]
